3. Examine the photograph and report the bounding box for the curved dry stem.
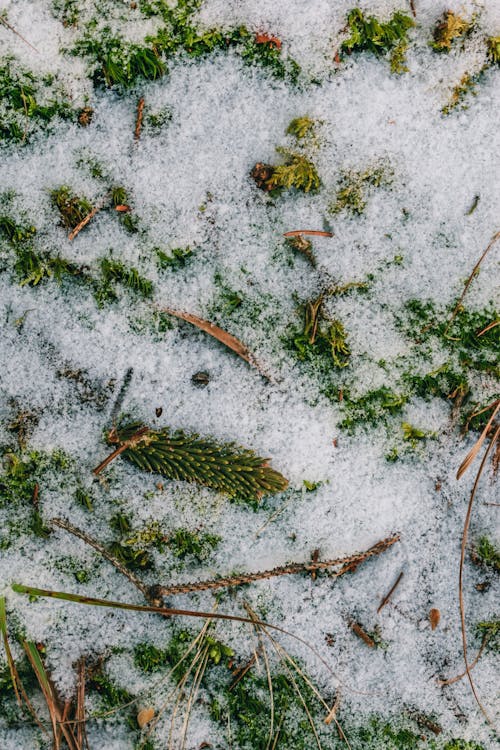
[458,424,499,726]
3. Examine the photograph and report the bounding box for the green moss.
[286,116,316,140]
[487,36,500,64]
[95,257,153,304]
[51,185,92,229]
[167,527,221,561]
[14,247,83,287]
[156,246,193,270]
[473,537,500,572]
[341,8,414,70]
[476,621,499,651]
[0,57,72,143]
[72,31,165,88]
[266,148,320,193]
[339,387,407,432]
[431,12,472,52]
[0,214,36,245]
[442,69,486,116]
[329,165,391,215]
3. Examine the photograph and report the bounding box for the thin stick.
[0,16,39,52]
[51,517,151,600]
[283,230,333,238]
[437,632,490,686]
[349,621,375,648]
[153,535,399,597]
[458,425,499,724]
[377,571,404,613]
[444,230,500,334]
[68,194,110,241]
[134,97,145,141]
[93,426,150,475]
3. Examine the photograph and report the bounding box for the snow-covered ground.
[0,1,498,748]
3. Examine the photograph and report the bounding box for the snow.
[0,1,499,748]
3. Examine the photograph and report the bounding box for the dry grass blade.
[75,658,90,750]
[445,230,500,334]
[22,641,76,749]
[0,598,48,734]
[134,97,145,141]
[0,16,39,52]
[283,230,333,237]
[457,401,500,479]
[458,424,500,725]
[477,319,500,337]
[244,605,275,750]
[159,306,268,376]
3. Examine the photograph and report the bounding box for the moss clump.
[487,36,500,64]
[472,536,500,572]
[94,257,153,305]
[293,298,350,369]
[51,185,92,229]
[476,621,499,652]
[442,70,486,116]
[329,165,391,214]
[167,527,221,561]
[0,214,36,245]
[0,57,72,143]
[339,387,407,432]
[341,8,414,70]
[72,32,165,88]
[431,11,472,52]
[286,116,316,140]
[156,246,193,270]
[14,247,83,287]
[264,148,320,193]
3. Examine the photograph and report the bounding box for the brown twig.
[283,230,333,238]
[462,398,500,436]
[444,230,500,335]
[409,0,416,18]
[377,571,404,613]
[68,195,110,241]
[92,426,150,475]
[348,621,375,648]
[457,424,499,725]
[229,652,258,691]
[134,97,145,141]
[437,631,490,686]
[51,517,152,601]
[153,535,399,598]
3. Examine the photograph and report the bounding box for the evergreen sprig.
[94,422,288,501]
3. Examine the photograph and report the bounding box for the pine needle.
[68,194,110,241]
[283,230,333,237]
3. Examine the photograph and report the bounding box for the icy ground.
[0,1,499,748]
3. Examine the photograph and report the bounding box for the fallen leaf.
[160,307,268,378]
[114,204,131,212]
[429,608,440,630]
[255,32,281,49]
[137,707,155,728]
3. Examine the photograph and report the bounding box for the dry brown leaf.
[429,608,440,630]
[255,32,281,49]
[283,230,333,238]
[114,204,131,212]
[137,707,155,728]
[160,307,268,377]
